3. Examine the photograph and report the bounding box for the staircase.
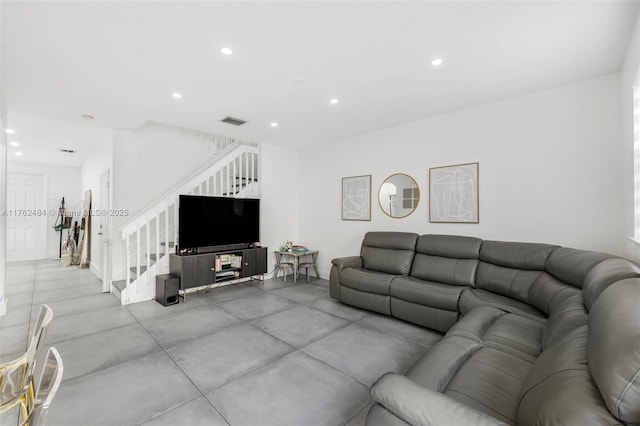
[112,140,259,305]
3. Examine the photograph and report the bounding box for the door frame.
[99,169,112,293]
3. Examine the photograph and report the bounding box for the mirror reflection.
[378,173,420,218]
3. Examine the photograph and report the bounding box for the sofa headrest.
[479,241,558,270]
[545,247,613,288]
[361,232,418,275]
[588,278,640,424]
[362,232,418,251]
[416,234,482,259]
[582,257,640,310]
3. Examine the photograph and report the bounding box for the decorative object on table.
[342,175,371,221]
[280,240,294,252]
[429,162,479,223]
[378,173,420,219]
[292,245,308,253]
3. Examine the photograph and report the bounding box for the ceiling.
[2,1,639,166]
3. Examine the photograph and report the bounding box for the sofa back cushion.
[517,325,619,425]
[361,232,418,275]
[476,241,559,307]
[588,278,640,424]
[410,235,481,286]
[582,257,640,311]
[545,247,613,288]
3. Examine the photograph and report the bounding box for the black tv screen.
[179,195,260,249]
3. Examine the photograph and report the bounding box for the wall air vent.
[59,149,77,154]
[220,116,247,126]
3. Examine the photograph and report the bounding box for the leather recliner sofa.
[330,232,640,425]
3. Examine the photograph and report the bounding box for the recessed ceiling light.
[220,47,233,55]
[15,152,23,157]
[270,122,278,127]
[330,98,339,105]
[5,128,15,134]
[431,58,444,66]
[293,77,305,85]
[10,141,19,147]
[172,92,183,99]
[81,114,94,120]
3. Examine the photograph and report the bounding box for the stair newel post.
[135,228,141,295]
[145,220,151,291]
[155,213,160,267]
[164,207,169,257]
[204,177,209,196]
[125,234,131,292]
[238,152,244,194]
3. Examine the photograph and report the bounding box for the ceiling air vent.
[220,116,247,126]
[59,149,77,154]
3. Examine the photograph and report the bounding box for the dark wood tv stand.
[169,246,267,299]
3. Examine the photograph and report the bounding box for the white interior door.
[6,173,47,261]
[99,169,111,292]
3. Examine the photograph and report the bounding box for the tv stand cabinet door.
[242,247,267,277]
[181,253,216,289]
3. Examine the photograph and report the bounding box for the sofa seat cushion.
[406,307,504,389]
[444,347,533,425]
[459,288,545,321]
[401,307,545,425]
[390,276,464,311]
[340,267,394,295]
[517,326,619,426]
[482,312,544,363]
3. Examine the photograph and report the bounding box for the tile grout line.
[128,304,233,426]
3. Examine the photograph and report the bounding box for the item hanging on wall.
[341,175,371,221]
[429,162,479,223]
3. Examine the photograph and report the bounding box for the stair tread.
[113,280,126,292]
[130,265,148,274]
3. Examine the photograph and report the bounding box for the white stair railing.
[116,142,259,304]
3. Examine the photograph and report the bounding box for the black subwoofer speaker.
[156,274,179,306]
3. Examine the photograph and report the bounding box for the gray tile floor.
[0,260,442,426]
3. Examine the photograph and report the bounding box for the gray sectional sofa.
[330,232,640,426]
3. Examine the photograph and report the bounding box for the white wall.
[80,134,113,277]
[298,73,624,278]
[259,143,299,274]
[7,162,81,259]
[112,122,227,214]
[622,10,640,263]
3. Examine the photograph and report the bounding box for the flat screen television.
[178,195,260,250]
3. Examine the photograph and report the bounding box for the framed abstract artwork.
[429,162,479,223]
[342,175,371,221]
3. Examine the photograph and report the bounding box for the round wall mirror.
[378,173,420,218]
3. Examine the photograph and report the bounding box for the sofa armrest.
[371,373,508,426]
[331,256,362,271]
